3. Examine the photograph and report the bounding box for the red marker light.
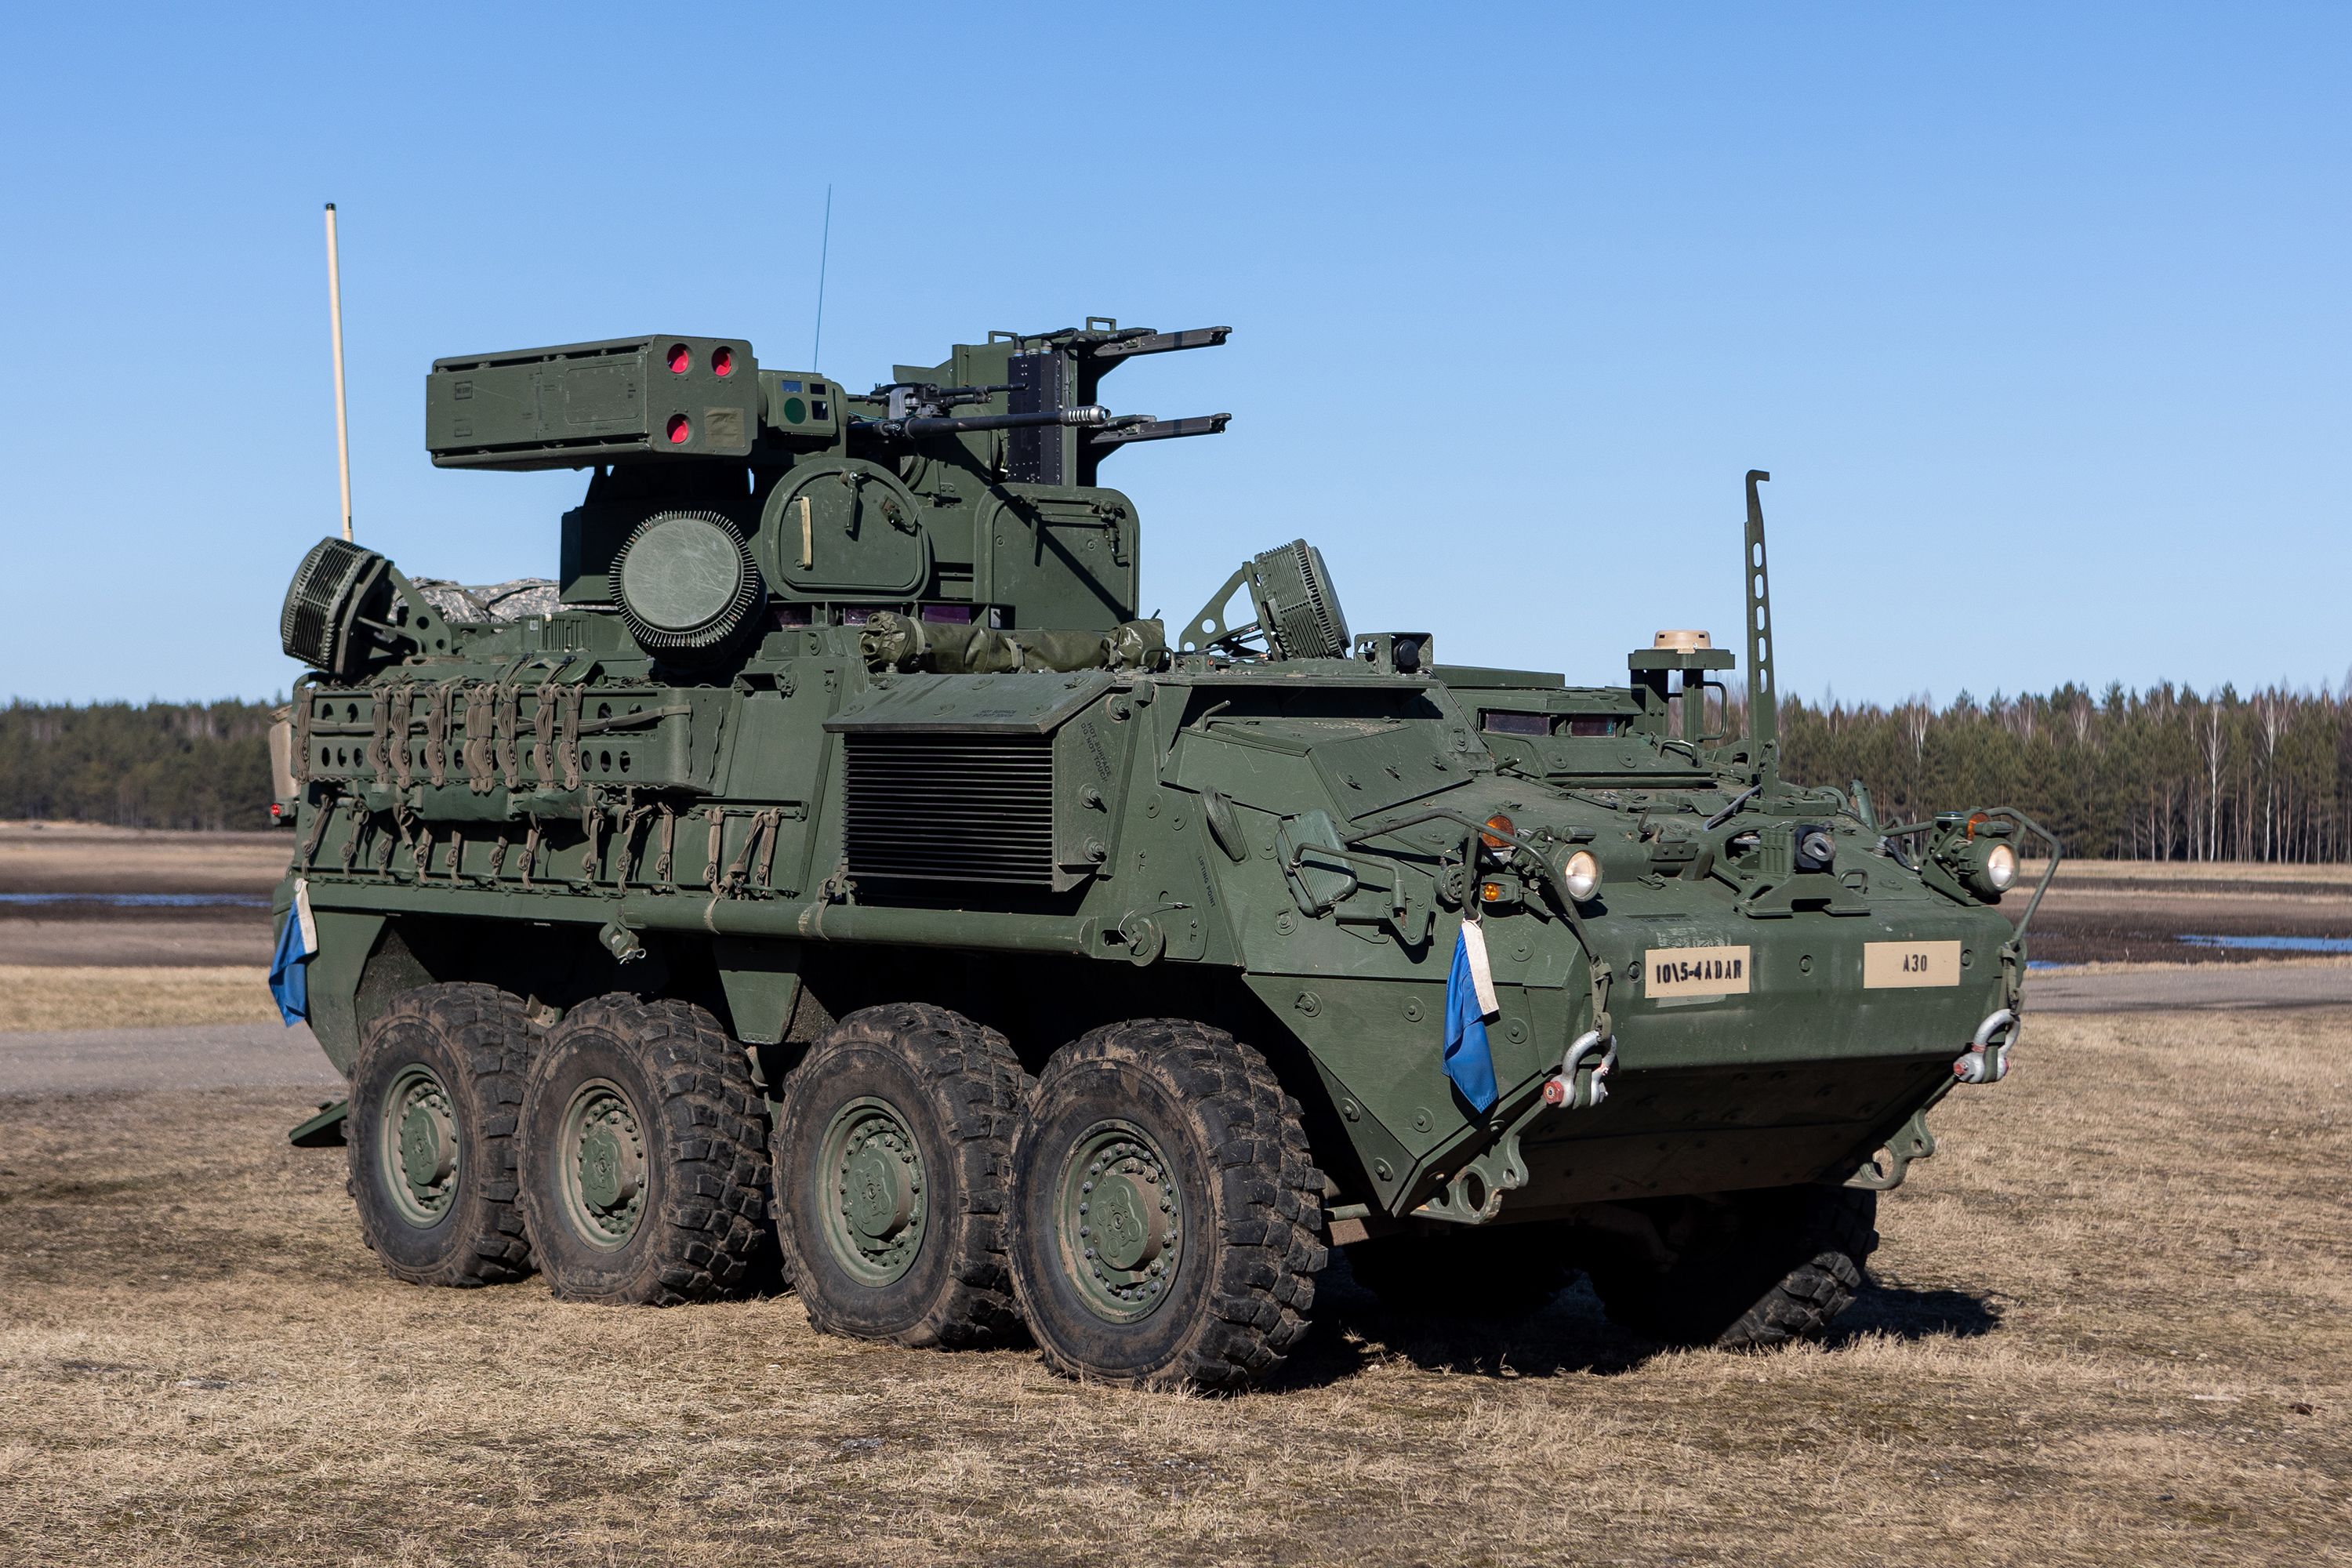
[711,346,735,377]
[666,343,691,375]
[666,415,691,445]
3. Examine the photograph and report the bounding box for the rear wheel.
[1008,1020,1325,1391]
[517,995,771,1305]
[771,1004,1026,1348]
[345,982,535,1287]
[1584,1185,1878,1349]
[1345,1223,1574,1318]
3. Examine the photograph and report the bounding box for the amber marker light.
[1481,814,1515,849]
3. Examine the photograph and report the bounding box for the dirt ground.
[1,1006,2345,1566]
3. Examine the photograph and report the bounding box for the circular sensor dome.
[612,511,763,655]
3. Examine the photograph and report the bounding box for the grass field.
[1,1007,2346,1566]
[0,966,277,1032]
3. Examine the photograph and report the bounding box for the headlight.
[1982,841,2018,892]
[1561,849,1602,902]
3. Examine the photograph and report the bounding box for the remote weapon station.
[272,322,2053,1388]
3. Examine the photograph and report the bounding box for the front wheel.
[1007,1020,1326,1391]
[1584,1185,1879,1349]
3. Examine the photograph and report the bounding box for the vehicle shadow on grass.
[1267,1260,2005,1391]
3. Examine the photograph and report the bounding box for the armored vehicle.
[270,321,2054,1388]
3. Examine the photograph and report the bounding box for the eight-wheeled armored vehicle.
[270,321,2054,1388]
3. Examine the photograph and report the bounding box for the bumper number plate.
[1864,939,1962,988]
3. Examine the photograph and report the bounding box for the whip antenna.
[324,203,354,543]
[811,184,832,368]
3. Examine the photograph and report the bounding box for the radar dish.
[612,511,764,656]
[1249,540,1350,660]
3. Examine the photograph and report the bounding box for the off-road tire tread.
[1714,1186,1879,1350]
[520,994,771,1306]
[1014,1019,1327,1392]
[347,982,535,1287]
[1588,1186,1879,1349]
[775,1003,1027,1348]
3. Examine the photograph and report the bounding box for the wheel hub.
[559,1081,648,1248]
[818,1098,927,1285]
[382,1065,459,1226]
[1058,1121,1181,1323]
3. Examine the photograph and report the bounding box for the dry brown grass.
[0,966,278,1033]
[0,822,287,896]
[2,1009,2348,1566]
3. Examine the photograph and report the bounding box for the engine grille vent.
[843,733,1057,887]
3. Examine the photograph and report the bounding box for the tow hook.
[1543,1028,1617,1110]
[1954,1008,2019,1084]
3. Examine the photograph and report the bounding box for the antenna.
[811,183,833,368]
[1743,469,1777,764]
[324,203,354,543]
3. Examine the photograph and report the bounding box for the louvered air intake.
[842,733,1058,887]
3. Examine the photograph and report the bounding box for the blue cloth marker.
[1443,918,1500,1113]
[268,878,317,1025]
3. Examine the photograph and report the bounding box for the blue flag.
[1443,918,1500,1113]
[269,879,317,1026]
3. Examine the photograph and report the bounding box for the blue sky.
[2,4,2344,706]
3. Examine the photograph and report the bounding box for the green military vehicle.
[270,322,2053,1388]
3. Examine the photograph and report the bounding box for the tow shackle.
[1953,1007,2020,1084]
[1543,1028,1618,1111]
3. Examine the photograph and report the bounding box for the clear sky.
[2,4,2344,707]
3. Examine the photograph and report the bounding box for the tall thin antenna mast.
[324,203,354,543]
[811,184,833,368]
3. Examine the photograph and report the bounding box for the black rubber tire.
[345,982,535,1288]
[1345,1223,1575,1318]
[1585,1185,1879,1349]
[516,994,771,1306]
[1007,1019,1326,1391]
[771,1004,1025,1349]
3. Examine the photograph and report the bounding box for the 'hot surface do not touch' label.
[1643,946,1751,998]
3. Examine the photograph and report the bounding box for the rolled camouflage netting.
[408,579,564,623]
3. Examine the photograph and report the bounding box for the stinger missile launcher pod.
[270,321,2055,1388]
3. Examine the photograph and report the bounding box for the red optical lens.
[666,343,690,375]
[666,415,691,445]
[710,346,734,377]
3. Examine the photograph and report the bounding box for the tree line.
[0,700,280,832]
[1777,684,2352,862]
[4,684,2348,859]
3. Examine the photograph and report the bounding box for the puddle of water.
[2026,960,2074,971]
[2177,934,2352,954]
[0,892,270,909]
